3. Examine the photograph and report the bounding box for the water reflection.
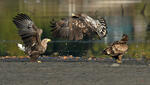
[104,16,133,43]
[133,15,147,42]
[0,0,150,58]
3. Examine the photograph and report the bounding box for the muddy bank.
[0,61,150,85]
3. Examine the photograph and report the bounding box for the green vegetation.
[127,43,150,58]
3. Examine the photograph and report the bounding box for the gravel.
[0,59,150,85]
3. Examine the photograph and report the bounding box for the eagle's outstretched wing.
[13,13,42,53]
[51,13,107,40]
[51,17,84,40]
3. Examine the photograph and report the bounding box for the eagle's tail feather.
[17,43,25,52]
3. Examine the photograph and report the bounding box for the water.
[0,0,150,58]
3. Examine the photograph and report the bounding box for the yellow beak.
[47,39,51,42]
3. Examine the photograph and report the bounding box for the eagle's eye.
[97,23,101,26]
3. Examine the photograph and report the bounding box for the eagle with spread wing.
[51,13,107,40]
[13,13,51,62]
[103,34,128,63]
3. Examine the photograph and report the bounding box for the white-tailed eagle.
[51,13,107,40]
[13,13,51,62]
[103,34,128,63]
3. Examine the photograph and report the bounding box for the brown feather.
[13,13,50,62]
[51,13,107,40]
[103,34,128,63]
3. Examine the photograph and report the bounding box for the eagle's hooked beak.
[47,39,51,42]
[72,13,75,17]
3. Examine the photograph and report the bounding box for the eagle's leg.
[30,51,42,63]
[30,55,40,63]
[30,57,38,62]
[116,54,123,64]
[112,56,118,60]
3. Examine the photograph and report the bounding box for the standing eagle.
[51,13,107,40]
[13,13,51,62]
[103,34,128,63]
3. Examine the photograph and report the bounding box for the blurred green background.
[0,0,150,58]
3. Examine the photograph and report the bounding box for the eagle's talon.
[116,59,122,64]
[37,60,42,63]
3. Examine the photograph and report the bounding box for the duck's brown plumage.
[51,13,107,40]
[103,34,128,63]
[13,13,51,62]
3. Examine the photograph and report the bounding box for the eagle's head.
[121,34,128,43]
[41,38,51,49]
